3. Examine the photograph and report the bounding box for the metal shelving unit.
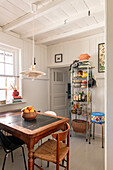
[70,66,94,141]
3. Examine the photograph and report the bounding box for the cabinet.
[70,65,94,141]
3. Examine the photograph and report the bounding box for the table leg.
[28,146,34,170]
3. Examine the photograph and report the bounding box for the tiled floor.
[0,134,104,170]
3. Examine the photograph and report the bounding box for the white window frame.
[0,44,20,103]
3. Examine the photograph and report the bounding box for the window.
[56,72,63,82]
[54,71,64,82]
[0,46,20,103]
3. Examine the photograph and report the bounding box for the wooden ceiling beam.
[21,7,104,38]
[29,0,50,5]
[2,0,66,32]
[36,22,104,44]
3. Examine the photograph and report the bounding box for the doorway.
[50,67,70,117]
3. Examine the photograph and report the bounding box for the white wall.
[0,31,48,113]
[47,32,105,137]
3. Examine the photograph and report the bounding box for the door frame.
[48,66,70,116]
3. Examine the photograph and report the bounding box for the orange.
[24,109,29,113]
[28,106,33,110]
[30,109,34,113]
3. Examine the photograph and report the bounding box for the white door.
[50,68,68,117]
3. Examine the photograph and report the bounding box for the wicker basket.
[72,119,89,134]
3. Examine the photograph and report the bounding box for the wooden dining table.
[0,110,69,170]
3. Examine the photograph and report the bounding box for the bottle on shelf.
[76,102,79,109]
[74,91,79,101]
[73,104,75,110]
[81,91,85,102]
[85,95,87,102]
[78,91,81,101]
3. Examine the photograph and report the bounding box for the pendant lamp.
[20,4,46,79]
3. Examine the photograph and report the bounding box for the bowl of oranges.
[21,106,37,121]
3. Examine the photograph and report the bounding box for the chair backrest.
[0,131,12,152]
[52,123,70,163]
[44,111,57,116]
[52,122,70,143]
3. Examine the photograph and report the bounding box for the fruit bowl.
[21,106,37,121]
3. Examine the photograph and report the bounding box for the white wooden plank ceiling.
[0,0,105,45]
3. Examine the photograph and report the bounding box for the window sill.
[0,101,26,107]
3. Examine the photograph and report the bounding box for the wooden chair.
[0,131,27,170]
[44,111,57,116]
[33,122,70,170]
[39,110,57,167]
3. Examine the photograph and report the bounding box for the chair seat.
[34,139,69,163]
[7,136,24,146]
[5,136,24,151]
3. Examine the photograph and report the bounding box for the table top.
[0,111,69,136]
[0,113,61,130]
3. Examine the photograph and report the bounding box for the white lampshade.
[20,65,46,78]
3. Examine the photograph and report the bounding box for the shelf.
[73,100,87,103]
[72,86,96,89]
[70,65,94,140]
[73,86,87,89]
[73,77,87,80]
[71,111,90,116]
[73,66,95,70]
[0,101,26,107]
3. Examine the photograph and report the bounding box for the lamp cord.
[32,4,36,66]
